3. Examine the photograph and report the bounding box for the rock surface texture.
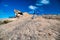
[0,13,60,40]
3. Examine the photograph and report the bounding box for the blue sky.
[0,0,60,18]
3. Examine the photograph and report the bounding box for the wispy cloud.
[28,0,50,13]
[36,0,50,6]
[29,5,37,10]
[41,0,49,4]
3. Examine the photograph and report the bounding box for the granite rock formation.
[0,13,60,40]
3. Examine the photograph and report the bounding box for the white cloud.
[36,3,43,6]
[36,0,50,6]
[41,0,49,4]
[29,5,37,10]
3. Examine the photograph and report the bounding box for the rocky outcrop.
[0,14,60,40]
[42,15,60,20]
[14,9,23,18]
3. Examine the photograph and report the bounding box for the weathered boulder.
[0,14,60,40]
[14,9,23,18]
